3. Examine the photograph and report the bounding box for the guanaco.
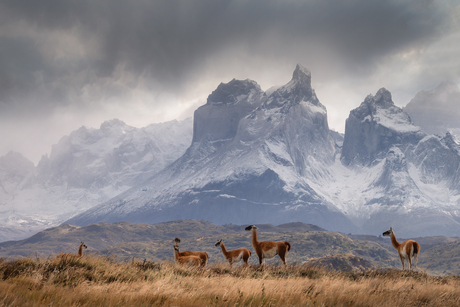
[173,245,201,266]
[215,239,251,266]
[57,241,87,260]
[383,227,420,270]
[173,238,208,267]
[245,225,291,265]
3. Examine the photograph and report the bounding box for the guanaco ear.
[390,227,393,231]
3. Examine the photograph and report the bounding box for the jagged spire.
[374,88,394,108]
[267,64,317,106]
[292,64,311,84]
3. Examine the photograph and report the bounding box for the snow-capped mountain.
[0,118,192,241]
[320,88,460,236]
[68,66,460,237]
[0,152,35,196]
[66,65,357,232]
[404,81,460,137]
[3,64,459,240]
[341,88,425,166]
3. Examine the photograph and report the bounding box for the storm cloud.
[1,0,459,163]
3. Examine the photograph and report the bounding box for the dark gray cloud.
[0,0,459,162]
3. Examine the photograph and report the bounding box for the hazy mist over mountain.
[1,1,460,241]
[65,65,460,238]
[404,81,460,137]
[1,1,459,165]
[0,119,192,241]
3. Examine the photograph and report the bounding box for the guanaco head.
[215,239,223,247]
[173,238,181,245]
[245,225,257,231]
[382,227,393,237]
[81,242,87,249]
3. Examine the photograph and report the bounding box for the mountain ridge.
[404,81,460,136]
[2,66,460,241]
[65,66,460,237]
[3,219,460,275]
[66,64,355,233]
[0,118,193,241]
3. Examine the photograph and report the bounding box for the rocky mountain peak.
[442,132,460,152]
[267,64,317,107]
[100,118,127,129]
[342,88,423,166]
[0,151,34,174]
[351,88,415,128]
[206,79,262,106]
[407,81,460,109]
[435,80,460,94]
[100,119,132,136]
[193,78,264,144]
[373,88,393,108]
[403,81,460,136]
[292,64,312,85]
[358,88,394,117]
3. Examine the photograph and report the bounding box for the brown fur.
[173,238,208,267]
[245,225,291,265]
[215,239,251,266]
[57,241,87,260]
[383,227,421,270]
[173,246,201,266]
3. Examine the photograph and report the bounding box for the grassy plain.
[4,220,460,276]
[1,255,460,307]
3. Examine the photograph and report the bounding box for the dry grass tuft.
[0,255,459,306]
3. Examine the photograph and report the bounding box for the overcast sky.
[1,0,459,164]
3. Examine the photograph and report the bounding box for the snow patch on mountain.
[0,118,193,241]
[342,88,424,166]
[4,64,460,240]
[66,65,356,233]
[368,107,420,133]
[67,65,460,236]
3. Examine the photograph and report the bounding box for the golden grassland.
[1,255,460,307]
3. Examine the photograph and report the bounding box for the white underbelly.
[233,253,243,262]
[263,248,277,259]
[401,245,409,259]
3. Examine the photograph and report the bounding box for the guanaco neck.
[219,243,229,256]
[251,228,259,247]
[390,233,401,249]
[173,247,179,261]
[78,244,83,257]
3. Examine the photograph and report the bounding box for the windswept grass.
[0,255,460,306]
